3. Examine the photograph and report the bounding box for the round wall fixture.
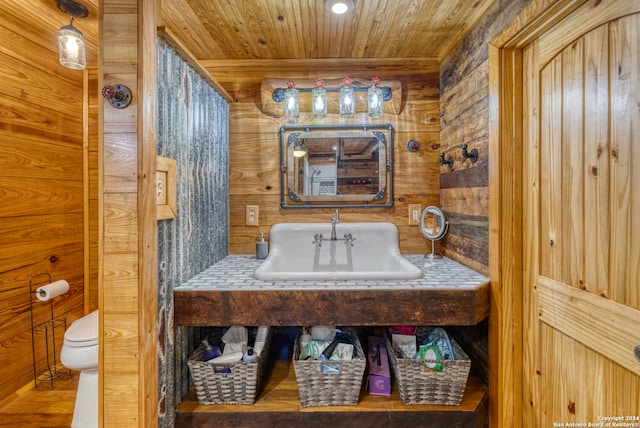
[56,0,89,18]
[326,0,354,14]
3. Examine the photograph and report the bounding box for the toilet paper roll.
[35,280,69,301]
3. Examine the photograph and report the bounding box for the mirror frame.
[419,206,448,240]
[279,124,394,209]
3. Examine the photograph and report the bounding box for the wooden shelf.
[176,359,488,428]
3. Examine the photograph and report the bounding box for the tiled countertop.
[176,255,489,291]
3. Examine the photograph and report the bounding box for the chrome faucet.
[330,209,340,240]
[313,210,355,246]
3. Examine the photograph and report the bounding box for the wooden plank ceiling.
[7,0,497,100]
[160,0,497,99]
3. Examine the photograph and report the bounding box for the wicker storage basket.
[187,327,272,405]
[293,328,366,407]
[386,327,471,405]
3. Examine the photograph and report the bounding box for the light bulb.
[331,2,348,14]
[65,37,79,53]
[326,0,354,15]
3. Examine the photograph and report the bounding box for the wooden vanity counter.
[174,255,489,326]
[174,255,489,427]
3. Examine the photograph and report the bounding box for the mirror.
[419,206,448,261]
[280,124,394,209]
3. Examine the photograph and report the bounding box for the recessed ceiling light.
[326,0,354,15]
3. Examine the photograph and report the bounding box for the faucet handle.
[343,233,355,246]
[313,233,323,245]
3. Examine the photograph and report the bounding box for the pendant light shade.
[58,21,86,70]
[56,0,89,70]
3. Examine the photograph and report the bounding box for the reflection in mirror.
[419,206,449,262]
[280,124,394,209]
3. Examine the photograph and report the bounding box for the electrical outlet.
[246,205,259,226]
[408,204,421,225]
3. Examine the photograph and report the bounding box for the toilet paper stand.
[28,273,70,390]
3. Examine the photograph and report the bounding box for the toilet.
[60,310,98,428]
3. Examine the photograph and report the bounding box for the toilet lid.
[64,310,98,347]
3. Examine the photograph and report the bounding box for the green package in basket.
[419,342,443,372]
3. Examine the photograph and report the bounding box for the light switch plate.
[246,205,259,226]
[408,204,421,225]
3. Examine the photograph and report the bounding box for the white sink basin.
[253,222,424,281]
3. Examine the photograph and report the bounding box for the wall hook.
[439,152,453,169]
[461,144,478,163]
[406,139,420,152]
[102,84,132,109]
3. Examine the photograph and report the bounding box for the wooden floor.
[0,371,77,428]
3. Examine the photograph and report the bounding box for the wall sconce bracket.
[406,139,420,152]
[102,84,132,109]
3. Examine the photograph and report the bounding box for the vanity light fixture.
[368,76,384,117]
[56,0,88,70]
[326,0,354,14]
[271,77,392,117]
[339,77,355,118]
[283,79,300,123]
[312,79,327,119]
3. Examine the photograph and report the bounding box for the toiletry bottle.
[256,232,268,259]
[201,339,221,361]
[243,348,258,363]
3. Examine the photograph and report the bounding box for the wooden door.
[522,0,640,425]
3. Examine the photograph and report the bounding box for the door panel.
[523,2,640,425]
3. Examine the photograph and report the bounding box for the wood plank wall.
[0,3,89,406]
[211,61,442,254]
[439,0,533,276]
[100,0,158,426]
[87,67,99,313]
[437,0,535,420]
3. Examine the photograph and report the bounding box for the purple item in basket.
[367,336,391,395]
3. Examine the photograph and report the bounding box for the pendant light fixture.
[56,0,89,70]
